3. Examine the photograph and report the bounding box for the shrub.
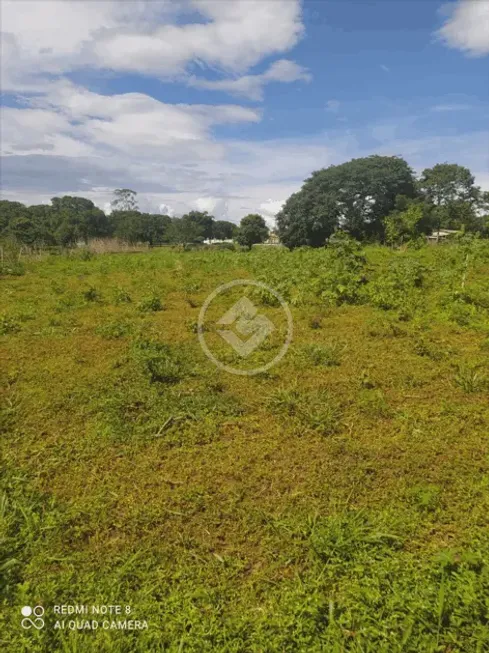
[0,239,26,276]
[138,295,163,312]
[83,286,102,302]
[407,484,442,513]
[316,235,368,306]
[413,337,448,361]
[0,316,21,335]
[114,288,132,304]
[133,339,187,384]
[454,363,487,393]
[310,510,403,565]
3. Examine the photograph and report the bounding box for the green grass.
[1,241,489,651]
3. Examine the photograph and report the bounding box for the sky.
[0,0,488,225]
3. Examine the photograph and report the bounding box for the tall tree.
[111,210,144,244]
[167,216,204,246]
[418,163,479,236]
[141,213,172,246]
[111,189,138,212]
[0,200,56,245]
[8,216,39,245]
[0,201,29,238]
[276,191,340,249]
[181,211,214,240]
[212,220,238,240]
[111,211,172,245]
[236,214,269,249]
[27,204,57,245]
[277,155,417,247]
[51,196,110,244]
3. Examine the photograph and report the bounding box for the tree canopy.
[236,214,269,249]
[277,155,417,247]
[212,220,238,240]
[276,156,487,248]
[167,216,205,246]
[111,189,138,212]
[417,163,483,235]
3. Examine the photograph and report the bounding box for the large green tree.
[27,204,57,245]
[236,214,269,249]
[111,211,172,245]
[277,155,417,247]
[51,196,110,244]
[0,201,29,239]
[418,163,481,234]
[141,213,172,246]
[167,216,205,246]
[181,211,214,240]
[111,189,138,212]
[1,200,56,245]
[212,220,238,240]
[276,191,340,249]
[111,210,144,243]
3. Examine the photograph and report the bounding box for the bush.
[454,363,487,393]
[114,288,132,304]
[83,286,102,302]
[0,239,25,276]
[133,339,187,384]
[138,295,163,312]
[0,316,21,335]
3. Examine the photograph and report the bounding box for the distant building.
[263,231,281,245]
[427,229,460,243]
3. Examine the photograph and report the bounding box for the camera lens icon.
[21,605,45,629]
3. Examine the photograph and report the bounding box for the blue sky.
[1,0,488,223]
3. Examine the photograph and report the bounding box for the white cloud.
[1,0,304,89]
[437,0,489,56]
[159,203,175,217]
[258,199,286,228]
[380,64,390,72]
[188,59,311,101]
[5,82,260,163]
[194,196,225,215]
[0,107,94,157]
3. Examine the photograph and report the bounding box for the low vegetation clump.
[1,239,489,651]
[137,294,164,313]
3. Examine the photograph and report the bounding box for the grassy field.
[1,240,489,652]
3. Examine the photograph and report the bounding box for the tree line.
[2,157,488,251]
[0,188,251,248]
